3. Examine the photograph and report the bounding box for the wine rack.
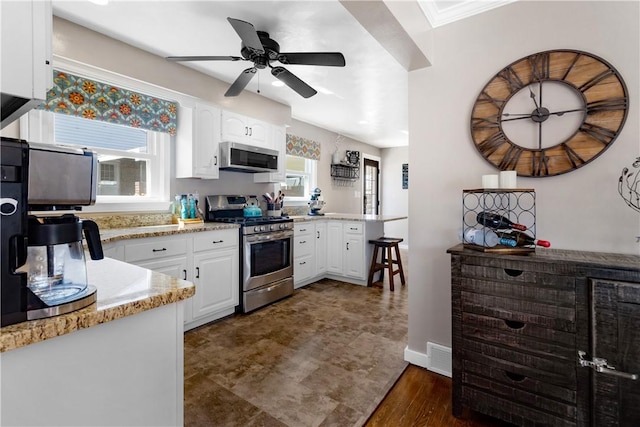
[462,189,536,253]
[331,163,360,185]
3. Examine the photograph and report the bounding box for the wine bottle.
[499,230,550,247]
[476,211,527,231]
[463,229,516,248]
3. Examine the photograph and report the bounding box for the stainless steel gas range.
[204,195,293,313]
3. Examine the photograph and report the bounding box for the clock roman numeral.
[498,145,523,170]
[476,90,506,110]
[477,132,509,157]
[561,52,582,80]
[561,143,586,168]
[580,122,617,145]
[529,53,550,81]
[471,116,500,130]
[587,97,628,113]
[578,69,616,92]
[497,66,525,91]
[531,151,549,176]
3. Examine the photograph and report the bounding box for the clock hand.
[528,85,540,109]
[501,114,534,122]
[548,107,587,116]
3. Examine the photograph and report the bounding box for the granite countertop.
[0,257,195,353]
[100,222,239,243]
[291,213,408,222]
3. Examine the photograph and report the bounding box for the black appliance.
[1,137,104,327]
[204,195,293,313]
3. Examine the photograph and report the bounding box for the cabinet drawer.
[294,223,313,236]
[461,263,575,288]
[294,235,313,257]
[125,237,188,262]
[343,222,363,234]
[294,254,314,283]
[462,387,576,427]
[193,229,238,252]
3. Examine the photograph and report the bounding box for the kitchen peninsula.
[0,257,194,427]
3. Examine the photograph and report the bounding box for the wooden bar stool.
[367,237,405,291]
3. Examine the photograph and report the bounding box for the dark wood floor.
[365,364,513,427]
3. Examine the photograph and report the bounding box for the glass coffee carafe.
[25,215,103,307]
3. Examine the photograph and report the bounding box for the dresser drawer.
[463,359,577,405]
[463,339,576,388]
[460,275,576,331]
[462,313,575,359]
[462,387,576,427]
[294,223,313,236]
[125,237,188,262]
[294,235,313,257]
[461,263,575,287]
[193,229,238,252]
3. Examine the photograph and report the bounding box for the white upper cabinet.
[0,0,53,128]
[176,102,221,179]
[254,124,286,183]
[221,110,270,149]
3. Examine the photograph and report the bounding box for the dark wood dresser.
[448,244,640,426]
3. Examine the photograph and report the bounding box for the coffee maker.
[1,137,103,327]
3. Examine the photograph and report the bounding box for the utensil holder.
[266,203,281,217]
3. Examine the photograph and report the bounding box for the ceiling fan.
[166,17,346,98]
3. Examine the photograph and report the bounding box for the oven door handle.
[245,230,293,243]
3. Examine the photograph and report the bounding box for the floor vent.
[427,342,452,377]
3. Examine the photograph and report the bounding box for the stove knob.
[260,226,266,232]
[279,224,286,230]
[270,224,275,231]
[254,226,260,232]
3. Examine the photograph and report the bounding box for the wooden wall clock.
[470,49,629,177]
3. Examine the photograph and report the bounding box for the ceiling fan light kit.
[167,17,346,98]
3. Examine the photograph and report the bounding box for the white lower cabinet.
[315,222,327,275]
[293,223,315,288]
[188,230,239,329]
[111,228,239,331]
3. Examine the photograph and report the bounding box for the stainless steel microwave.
[219,141,279,173]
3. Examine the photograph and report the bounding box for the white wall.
[407,1,640,360]
[381,147,409,245]
[286,119,382,214]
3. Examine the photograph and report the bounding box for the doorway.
[363,158,379,214]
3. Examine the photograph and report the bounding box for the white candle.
[499,171,517,188]
[482,174,499,188]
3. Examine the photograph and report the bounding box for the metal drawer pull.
[300,240,306,244]
[504,371,527,382]
[212,240,224,244]
[350,227,358,231]
[196,267,200,278]
[152,248,167,252]
[183,270,187,280]
[578,351,638,380]
[503,319,525,330]
[300,261,306,265]
[504,268,523,277]
[299,228,307,232]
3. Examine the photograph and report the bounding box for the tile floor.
[184,250,409,427]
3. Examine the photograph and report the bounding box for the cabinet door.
[591,279,640,426]
[193,102,220,178]
[220,110,248,143]
[315,222,327,275]
[254,124,285,183]
[246,118,269,148]
[191,248,239,320]
[344,234,364,279]
[326,222,344,274]
[135,257,188,281]
[0,0,52,128]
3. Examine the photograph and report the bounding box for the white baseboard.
[404,342,452,378]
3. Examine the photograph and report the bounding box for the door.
[591,278,640,426]
[192,249,238,320]
[363,158,379,214]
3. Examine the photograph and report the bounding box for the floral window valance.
[286,134,320,160]
[38,70,178,135]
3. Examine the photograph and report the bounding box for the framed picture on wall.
[402,164,408,189]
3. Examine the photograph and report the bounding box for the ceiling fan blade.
[225,67,257,97]
[227,17,264,54]
[271,66,317,98]
[277,52,346,67]
[166,55,244,62]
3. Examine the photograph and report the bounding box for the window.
[281,155,317,202]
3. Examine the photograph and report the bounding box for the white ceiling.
[52,0,512,148]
